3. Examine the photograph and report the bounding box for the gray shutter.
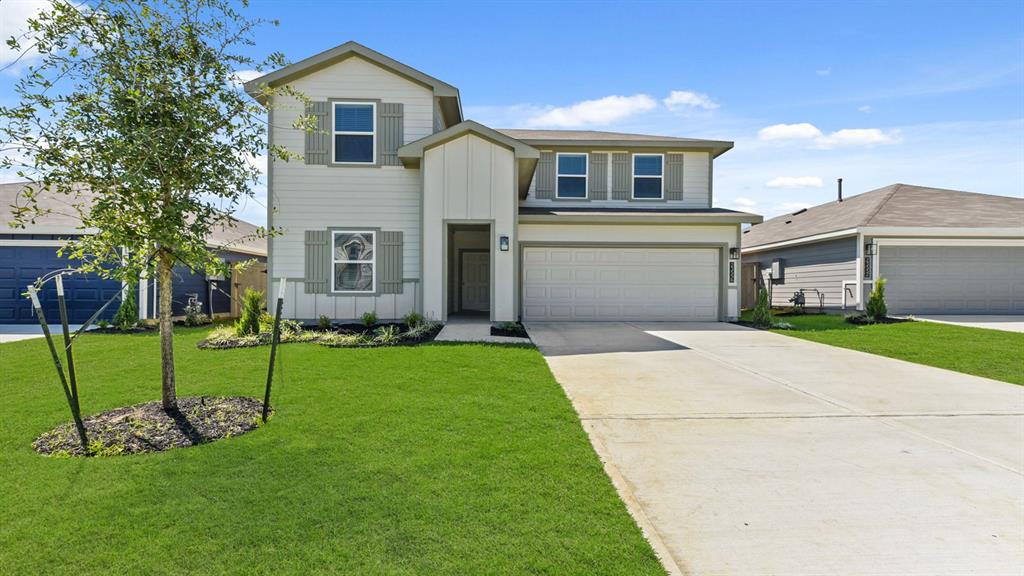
[588,153,608,200]
[611,153,630,200]
[379,231,403,294]
[666,153,685,201]
[304,230,329,294]
[304,102,331,165]
[379,103,404,166]
[535,151,555,199]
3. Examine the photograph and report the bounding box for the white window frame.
[555,152,589,199]
[331,101,377,165]
[631,153,665,200]
[331,230,376,294]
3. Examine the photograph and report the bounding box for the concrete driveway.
[0,324,84,344]
[528,322,1024,576]
[915,315,1024,333]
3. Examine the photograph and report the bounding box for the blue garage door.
[0,246,122,325]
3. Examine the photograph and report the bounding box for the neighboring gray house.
[245,42,761,323]
[741,183,1024,315]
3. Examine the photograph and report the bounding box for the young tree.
[1,0,301,410]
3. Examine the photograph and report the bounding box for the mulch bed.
[301,322,408,334]
[845,314,914,325]
[89,325,158,334]
[34,396,267,457]
[197,322,444,350]
[491,323,528,338]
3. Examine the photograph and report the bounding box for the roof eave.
[519,211,762,225]
[511,138,733,156]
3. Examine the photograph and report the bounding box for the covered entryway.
[879,245,1024,314]
[448,223,492,316]
[521,246,720,321]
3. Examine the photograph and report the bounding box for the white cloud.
[757,123,899,149]
[230,69,263,86]
[663,90,719,112]
[765,176,823,189]
[857,105,873,113]
[814,128,900,149]
[816,67,832,76]
[525,94,657,128]
[732,196,758,209]
[0,0,50,73]
[757,123,824,141]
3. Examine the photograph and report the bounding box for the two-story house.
[245,42,761,323]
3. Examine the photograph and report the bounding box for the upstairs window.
[332,230,375,293]
[333,102,376,164]
[556,153,588,199]
[632,154,664,199]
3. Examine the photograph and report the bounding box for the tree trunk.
[158,252,177,410]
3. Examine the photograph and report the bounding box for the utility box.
[771,258,785,282]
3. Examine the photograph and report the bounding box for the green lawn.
[740,312,1024,385]
[0,328,664,575]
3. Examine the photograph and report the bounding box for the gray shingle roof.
[496,129,734,156]
[1,181,267,256]
[742,183,1024,248]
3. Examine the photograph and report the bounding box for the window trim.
[555,152,589,199]
[631,153,665,200]
[331,101,377,165]
[330,229,377,294]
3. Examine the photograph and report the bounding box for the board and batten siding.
[422,133,517,322]
[270,55,434,320]
[744,237,858,308]
[521,150,712,208]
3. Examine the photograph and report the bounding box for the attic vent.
[742,229,750,234]
[784,219,792,224]
[792,208,807,216]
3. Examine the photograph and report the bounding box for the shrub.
[183,298,210,327]
[235,288,263,336]
[750,286,773,328]
[360,310,378,327]
[401,311,424,328]
[259,312,302,338]
[317,315,332,330]
[403,319,438,340]
[373,324,400,345]
[866,278,888,322]
[318,332,368,347]
[112,283,138,329]
[97,319,109,329]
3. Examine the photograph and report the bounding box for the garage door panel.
[523,246,720,322]
[880,245,1024,315]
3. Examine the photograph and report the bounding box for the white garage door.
[522,246,720,321]
[880,245,1024,314]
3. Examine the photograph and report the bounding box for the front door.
[460,251,490,312]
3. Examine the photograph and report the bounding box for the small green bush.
[403,320,438,340]
[360,311,378,327]
[235,288,263,336]
[373,324,400,345]
[401,311,424,328]
[112,284,138,329]
[317,315,332,330]
[750,286,773,328]
[866,278,888,322]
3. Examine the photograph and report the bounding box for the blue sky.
[2,0,1022,225]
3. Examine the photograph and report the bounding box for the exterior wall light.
[499,235,509,252]
[864,242,877,256]
[729,247,741,260]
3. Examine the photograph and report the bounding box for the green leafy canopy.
[0,0,306,282]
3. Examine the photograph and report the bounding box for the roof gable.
[244,41,462,125]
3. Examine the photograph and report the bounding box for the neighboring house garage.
[0,182,268,325]
[0,240,121,324]
[741,183,1024,315]
[879,245,1024,315]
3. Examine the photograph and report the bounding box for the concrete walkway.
[528,322,1024,576]
[434,316,530,344]
[915,314,1024,333]
[0,324,84,344]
